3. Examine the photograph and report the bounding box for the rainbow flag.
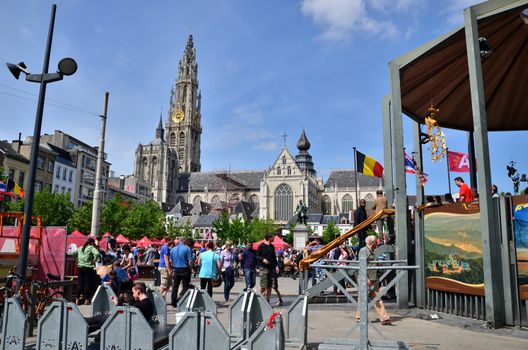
[356,150,384,177]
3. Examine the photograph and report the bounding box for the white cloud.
[301,0,403,41]
[443,0,482,25]
[254,142,277,151]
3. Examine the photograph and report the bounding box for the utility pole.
[91,92,109,237]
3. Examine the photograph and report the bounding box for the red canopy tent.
[116,234,129,244]
[150,238,162,246]
[66,230,87,252]
[252,235,291,252]
[137,236,152,247]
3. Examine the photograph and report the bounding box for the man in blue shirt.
[169,237,193,307]
[240,241,257,291]
[158,238,174,297]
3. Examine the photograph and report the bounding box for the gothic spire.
[295,129,315,176]
[156,112,164,140]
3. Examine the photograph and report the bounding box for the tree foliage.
[100,194,129,235]
[121,200,164,239]
[322,220,340,244]
[212,214,278,244]
[68,203,93,234]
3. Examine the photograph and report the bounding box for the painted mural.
[423,203,484,296]
[513,196,528,300]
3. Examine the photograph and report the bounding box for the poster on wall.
[423,203,484,296]
[513,196,528,300]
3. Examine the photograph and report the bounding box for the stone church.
[134,35,383,224]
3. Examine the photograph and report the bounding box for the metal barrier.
[284,295,308,348]
[101,305,154,350]
[241,313,285,350]
[228,291,250,340]
[91,284,117,318]
[0,298,27,350]
[169,311,230,350]
[311,248,418,349]
[148,287,168,327]
[425,289,486,320]
[36,300,87,350]
[177,288,217,315]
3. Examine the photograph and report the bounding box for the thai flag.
[405,153,417,174]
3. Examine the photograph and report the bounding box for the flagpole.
[353,147,359,209]
[446,148,452,194]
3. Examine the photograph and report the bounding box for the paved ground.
[59,275,528,349]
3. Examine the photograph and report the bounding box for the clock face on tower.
[171,109,185,123]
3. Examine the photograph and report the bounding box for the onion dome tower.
[295,129,316,176]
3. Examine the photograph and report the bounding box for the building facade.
[45,143,77,203]
[17,142,56,193]
[0,140,29,192]
[39,130,111,208]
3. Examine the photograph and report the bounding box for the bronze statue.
[294,199,308,225]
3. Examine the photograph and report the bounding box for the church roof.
[195,214,219,227]
[178,170,264,192]
[325,170,383,188]
[232,201,255,220]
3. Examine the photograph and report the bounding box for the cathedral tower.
[166,34,202,173]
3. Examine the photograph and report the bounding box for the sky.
[0,0,526,196]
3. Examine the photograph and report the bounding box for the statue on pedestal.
[294,199,308,225]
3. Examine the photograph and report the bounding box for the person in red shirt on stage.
[454,177,474,202]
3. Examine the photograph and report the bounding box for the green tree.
[212,211,231,241]
[122,200,164,239]
[31,189,74,226]
[322,220,340,244]
[247,218,278,242]
[100,194,130,235]
[68,202,93,234]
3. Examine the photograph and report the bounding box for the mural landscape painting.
[424,208,484,296]
[513,201,528,299]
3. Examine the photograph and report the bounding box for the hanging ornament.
[424,104,447,161]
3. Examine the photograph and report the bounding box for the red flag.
[447,150,473,173]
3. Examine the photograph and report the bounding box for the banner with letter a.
[447,150,472,173]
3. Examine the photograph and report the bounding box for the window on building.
[282,156,287,165]
[152,157,158,183]
[56,166,61,178]
[54,185,59,193]
[276,167,281,175]
[193,195,202,205]
[321,195,331,215]
[274,183,293,221]
[287,166,291,175]
[142,158,148,181]
[63,168,67,180]
[69,170,73,182]
[364,193,375,208]
[8,168,15,180]
[211,195,221,209]
[170,132,176,147]
[61,186,65,194]
[48,160,54,173]
[342,194,353,214]
[37,157,44,170]
[18,171,25,187]
[35,181,42,192]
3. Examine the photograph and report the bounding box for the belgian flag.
[356,150,384,177]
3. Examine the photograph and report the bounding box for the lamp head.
[57,57,77,76]
[5,62,29,80]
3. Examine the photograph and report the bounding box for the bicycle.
[3,269,65,321]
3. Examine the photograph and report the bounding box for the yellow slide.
[299,208,395,271]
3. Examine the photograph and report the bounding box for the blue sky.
[0,0,526,196]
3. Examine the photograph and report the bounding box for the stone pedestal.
[293,225,310,250]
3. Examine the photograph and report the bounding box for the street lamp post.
[6,4,77,285]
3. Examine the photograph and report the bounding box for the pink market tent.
[137,236,152,247]
[66,230,87,254]
[116,234,129,244]
[252,235,291,252]
[150,238,162,246]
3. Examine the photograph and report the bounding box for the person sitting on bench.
[86,282,155,335]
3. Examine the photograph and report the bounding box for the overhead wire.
[0,82,100,117]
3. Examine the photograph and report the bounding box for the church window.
[321,195,331,215]
[142,158,148,181]
[170,133,176,147]
[282,156,286,165]
[277,167,281,176]
[287,166,291,175]
[193,195,202,204]
[274,183,293,221]
[211,195,221,208]
[364,193,375,208]
[229,194,240,206]
[179,132,185,165]
[151,157,158,185]
[342,194,353,213]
